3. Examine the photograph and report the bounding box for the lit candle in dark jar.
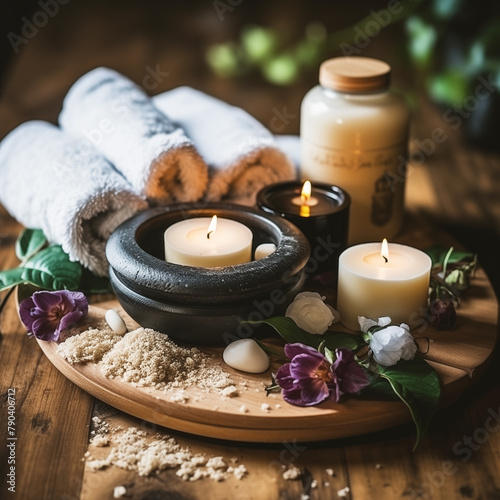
[256,180,350,278]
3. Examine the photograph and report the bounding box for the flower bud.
[428,299,457,330]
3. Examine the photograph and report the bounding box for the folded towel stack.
[0,121,147,277]
[153,87,295,204]
[59,68,208,205]
[0,67,297,277]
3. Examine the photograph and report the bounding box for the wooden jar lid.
[319,57,391,93]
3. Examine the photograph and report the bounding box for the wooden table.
[1,2,500,499]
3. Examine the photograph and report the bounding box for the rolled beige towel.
[59,68,208,205]
[0,121,148,277]
[153,87,295,204]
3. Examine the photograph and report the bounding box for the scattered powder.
[301,495,310,500]
[275,404,281,409]
[90,434,110,447]
[113,486,126,498]
[282,466,301,480]
[260,403,271,413]
[57,328,123,364]
[170,390,188,404]
[239,405,248,414]
[338,486,350,498]
[86,425,247,481]
[325,481,330,487]
[375,463,383,469]
[311,479,318,489]
[90,416,110,437]
[326,468,336,477]
[57,327,234,395]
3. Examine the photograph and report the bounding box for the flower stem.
[442,246,454,279]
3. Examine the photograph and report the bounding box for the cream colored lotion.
[300,57,410,243]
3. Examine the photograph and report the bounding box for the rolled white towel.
[59,68,208,205]
[153,87,295,204]
[0,121,148,277]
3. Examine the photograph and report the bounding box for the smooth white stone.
[254,243,277,260]
[105,309,127,335]
[223,339,270,374]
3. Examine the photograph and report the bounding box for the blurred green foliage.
[205,0,500,106]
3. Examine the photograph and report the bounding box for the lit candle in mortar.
[337,239,432,330]
[164,215,253,267]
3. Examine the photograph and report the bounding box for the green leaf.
[21,245,82,291]
[376,356,441,450]
[324,347,335,364]
[425,245,475,267]
[247,317,364,352]
[15,228,47,263]
[360,372,401,401]
[0,268,27,292]
[427,70,469,106]
[406,16,437,66]
[323,332,364,351]
[255,317,316,345]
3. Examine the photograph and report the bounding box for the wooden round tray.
[34,265,498,443]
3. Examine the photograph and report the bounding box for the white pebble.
[113,486,126,498]
[254,243,277,260]
[105,309,127,334]
[338,486,350,497]
[223,339,270,373]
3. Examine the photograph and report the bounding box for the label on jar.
[300,139,407,244]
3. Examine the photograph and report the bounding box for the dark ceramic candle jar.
[257,181,350,278]
[106,204,310,345]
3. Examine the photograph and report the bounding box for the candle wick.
[383,255,388,263]
[207,230,213,239]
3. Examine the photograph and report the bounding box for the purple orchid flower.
[275,343,369,407]
[19,290,88,341]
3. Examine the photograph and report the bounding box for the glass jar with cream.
[300,57,410,243]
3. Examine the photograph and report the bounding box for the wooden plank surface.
[0,212,94,500]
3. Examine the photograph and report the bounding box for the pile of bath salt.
[56,327,123,364]
[57,326,234,395]
[86,420,247,481]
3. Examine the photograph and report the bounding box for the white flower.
[285,292,339,335]
[358,316,417,367]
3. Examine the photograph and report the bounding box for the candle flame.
[381,238,389,263]
[207,215,217,239]
[300,180,312,205]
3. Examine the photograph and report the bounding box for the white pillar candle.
[164,216,253,267]
[337,240,432,330]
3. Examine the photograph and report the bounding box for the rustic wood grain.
[33,269,497,444]
[0,219,94,500]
